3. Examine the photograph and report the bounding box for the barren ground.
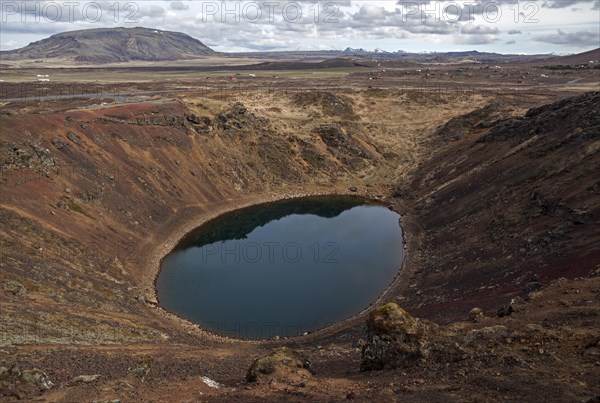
[1,62,599,402]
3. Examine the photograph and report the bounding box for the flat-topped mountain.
[0,27,215,63]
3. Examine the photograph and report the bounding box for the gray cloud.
[0,1,164,24]
[333,0,353,7]
[404,20,456,35]
[396,0,433,4]
[440,0,532,22]
[169,1,189,11]
[461,24,499,35]
[455,34,497,45]
[542,0,598,8]
[534,29,600,46]
[0,23,67,36]
[508,30,522,35]
[345,5,456,34]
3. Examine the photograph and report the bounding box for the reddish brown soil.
[1,66,599,401]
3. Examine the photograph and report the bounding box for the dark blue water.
[156,197,403,340]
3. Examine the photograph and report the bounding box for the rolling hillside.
[0,27,215,63]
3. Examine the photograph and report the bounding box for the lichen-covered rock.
[469,307,485,322]
[464,325,509,347]
[361,303,427,371]
[20,369,54,389]
[313,124,373,161]
[67,374,101,385]
[0,365,53,398]
[1,280,27,297]
[246,347,314,383]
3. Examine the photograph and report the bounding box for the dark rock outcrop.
[361,303,428,371]
[292,91,357,118]
[478,91,599,144]
[0,366,53,399]
[246,347,315,383]
[313,124,374,170]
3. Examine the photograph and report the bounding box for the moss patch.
[67,203,95,220]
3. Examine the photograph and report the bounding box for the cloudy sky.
[1,1,599,54]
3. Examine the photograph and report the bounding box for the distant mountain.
[0,27,215,63]
[343,47,367,54]
[232,57,370,71]
[3,26,596,66]
[540,48,600,65]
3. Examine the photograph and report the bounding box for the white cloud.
[0,1,598,54]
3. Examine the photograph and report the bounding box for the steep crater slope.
[0,89,598,401]
[4,87,482,349]
[393,91,600,321]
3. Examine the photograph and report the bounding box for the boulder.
[0,365,54,398]
[469,307,485,322]
[465,325,509,346]
[66,131,81,144]
[51,137,66,149]
[231,102,247,115]
[1,280,26,296]
[67,374,101,385]
[186,113,201,124]
[361,303,427,371]
[246,347,314,383]
[521,281,543,300]
[497,304,514,317]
